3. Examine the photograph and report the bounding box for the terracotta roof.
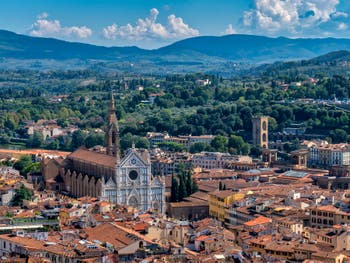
[195,235,209,242]
[312,251,344,259]
[85,223,136,249]
[312,205,344,213]
[13,211,35,218]
[264,241,294,253]
[244,216,272,227]
[170,201,208,208]
[68,148,116,168]
[188,191,209,201]
[209,190,235,199]
[132,222,149,232]
[0,233,107,258]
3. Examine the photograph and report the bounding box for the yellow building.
[209,190,245,222]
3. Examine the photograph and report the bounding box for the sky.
[0,0,350,49]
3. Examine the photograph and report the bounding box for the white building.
[306,140,350,167]
[191,152,252,169]
[100,146,165,213]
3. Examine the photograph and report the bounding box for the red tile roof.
[68,148,116,168]
[244,216,272,227]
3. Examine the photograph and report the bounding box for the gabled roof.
[120,148,150,167]
[85,223,137,250]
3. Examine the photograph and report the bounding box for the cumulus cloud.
[241,0,348,36]
[30,13,92,39]
[338,22,348,30]
[102,8,199,41]
[224,24,237,35]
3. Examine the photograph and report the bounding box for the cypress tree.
[178,174,187,201]
[185,170,193,196]
[171,176,179,202]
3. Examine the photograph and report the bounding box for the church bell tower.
[106,92,120,160]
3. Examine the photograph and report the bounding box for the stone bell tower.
[252,116,269,149]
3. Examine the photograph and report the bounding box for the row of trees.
[170,165,198,202]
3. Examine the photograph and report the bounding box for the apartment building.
[309,205,350,228]
[191,152,252,169]
[307,140,350,168]
[208,190,245,222]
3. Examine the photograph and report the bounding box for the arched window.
[128,196,138,208]
[262,121,267,131]
[262,133,267,142]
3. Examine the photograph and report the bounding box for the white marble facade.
[101,146,165,213]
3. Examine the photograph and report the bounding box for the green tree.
[13,155,32,176]
[210,135,228,153]
[330,129,348,143]
[23,162,41,175]
[11,184,32,206]
[71,130,86,150]
[120,133,150,152]
[192,179,198,193]
[27,131,44,148]
[189,142,211,153]
[46,140,59,150]
[157,142,185,152]
[134,137,150,149]
[84,133,105,148]
[250,146,262,157]
[178,173,187,201]
[171,176,179,202]
[228,135,250,155]
[185,169,194,197]
[4,115,17,130]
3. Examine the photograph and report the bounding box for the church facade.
[101,146,165,212]
[42,93,165,213]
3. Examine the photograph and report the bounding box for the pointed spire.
[109,90,115,112]
[106,91,120,161]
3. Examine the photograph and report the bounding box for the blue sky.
[1,0,350,49]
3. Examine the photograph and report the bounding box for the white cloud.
[241,0,348,36]
[102,8,199,41]
[168,14,199,37]
[331,11,348,18]
[338,22,348,30]
[37,12,48,19]
[224,24,237,35]
[102,24,118,40]
[30,13,92,39]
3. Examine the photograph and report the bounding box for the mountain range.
[2,29,350,73]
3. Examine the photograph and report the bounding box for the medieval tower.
[252,116,269,149]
